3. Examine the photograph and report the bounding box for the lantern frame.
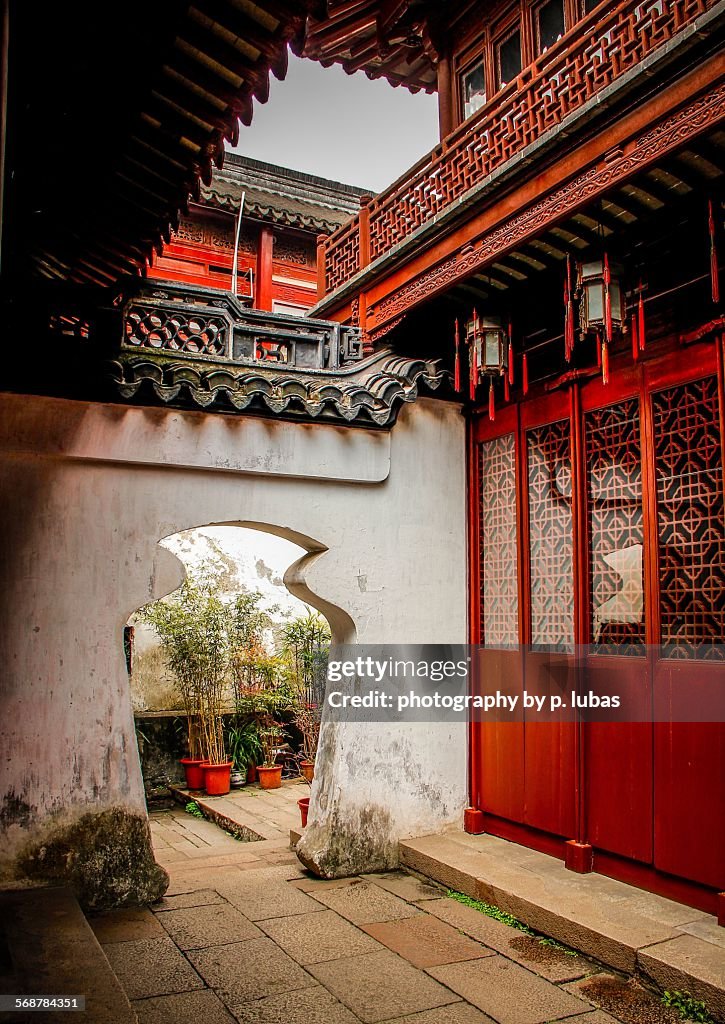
[578,259,623,338]
[465,314,508,376]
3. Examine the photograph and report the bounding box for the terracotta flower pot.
[202,762,233,796]
[256,764,283,790]
[180,758,206,790]
[300,760,315,783]
[298,797,310,827]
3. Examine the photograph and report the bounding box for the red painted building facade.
[150,154,368,316]
[309,0,725,915]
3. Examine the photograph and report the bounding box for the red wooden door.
[470,339,725,907]
[645,359,725,889]
[579,369,653,865]
[519,393,577,841]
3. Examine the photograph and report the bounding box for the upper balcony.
[312,0,721,315]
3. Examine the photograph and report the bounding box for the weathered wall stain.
[18,807,168,910]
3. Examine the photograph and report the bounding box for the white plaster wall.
[0,392,467,882]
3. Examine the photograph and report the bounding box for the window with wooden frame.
[581,0,603,15]
[461,57,487,121]
[495,24,522,89]
[534,0,565,53]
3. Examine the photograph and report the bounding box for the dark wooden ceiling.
[302,0,445,92]
[2,0,319,289]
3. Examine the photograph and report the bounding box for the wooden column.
[255,224,274,311]
[316,233,327,299]
[437,52,454,138]
[359,194,372,270]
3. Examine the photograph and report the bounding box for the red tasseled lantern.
[489,378,495,421]
[522,351,529,395]
[602,340,609,385]
[504,375,510,402]
[454,319,461,392]
[508,322,514,386]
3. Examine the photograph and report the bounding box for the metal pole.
[231,189,246,297]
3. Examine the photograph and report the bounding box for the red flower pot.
[202,762,232,796]
[180,758,206,790]
[298,797,310,828]
[246,762,257,784]
[300,760,315,783]
[256,765,282,790]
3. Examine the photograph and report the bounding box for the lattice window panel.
[479,434,519,647]
[653,376,725,658]
[585,399,645,653]
[527,420,575,650]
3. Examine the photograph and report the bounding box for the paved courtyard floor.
[85,782,700,1024]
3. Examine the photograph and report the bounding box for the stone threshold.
[399,831,725,1020]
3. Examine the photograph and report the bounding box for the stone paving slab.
[565,973,681,1024]
[289,874,362,893]
[103,935,205,1000]
[426,954,591,1024]
[153,888,226,911]
[309,880,423,925]
[187,936,316,1003]
[362,914,495,968]
[675,917,725,950]
[88,907,166,944]
[307,949,461,1023]
[637,934,725,1019]
[361,871,445,902]
[231,985,361,1024]
[384,1005,497,1023]
[423,898,593,983]
[221,875,323,921]
[133,988,237,1024]
[258,909,382,964]
[156,901,263,950]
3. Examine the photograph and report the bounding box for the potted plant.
[294,702,320,783]
[256,723,285,789]
[227,719,262,787]
[140,565,233,796]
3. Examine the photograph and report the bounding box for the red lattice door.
[471,341,725,905]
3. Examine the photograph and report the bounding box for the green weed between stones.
[447,890,577,955]
[185,801,204,819]
[661,991,713,1023]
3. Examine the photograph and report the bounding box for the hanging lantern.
[465,313,509,376]
[578,258,623,339]
[465,313,508,418]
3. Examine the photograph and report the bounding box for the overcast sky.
[229,54,439,193]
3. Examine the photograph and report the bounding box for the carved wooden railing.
[320,0,714,296]
[122,280,363,370]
